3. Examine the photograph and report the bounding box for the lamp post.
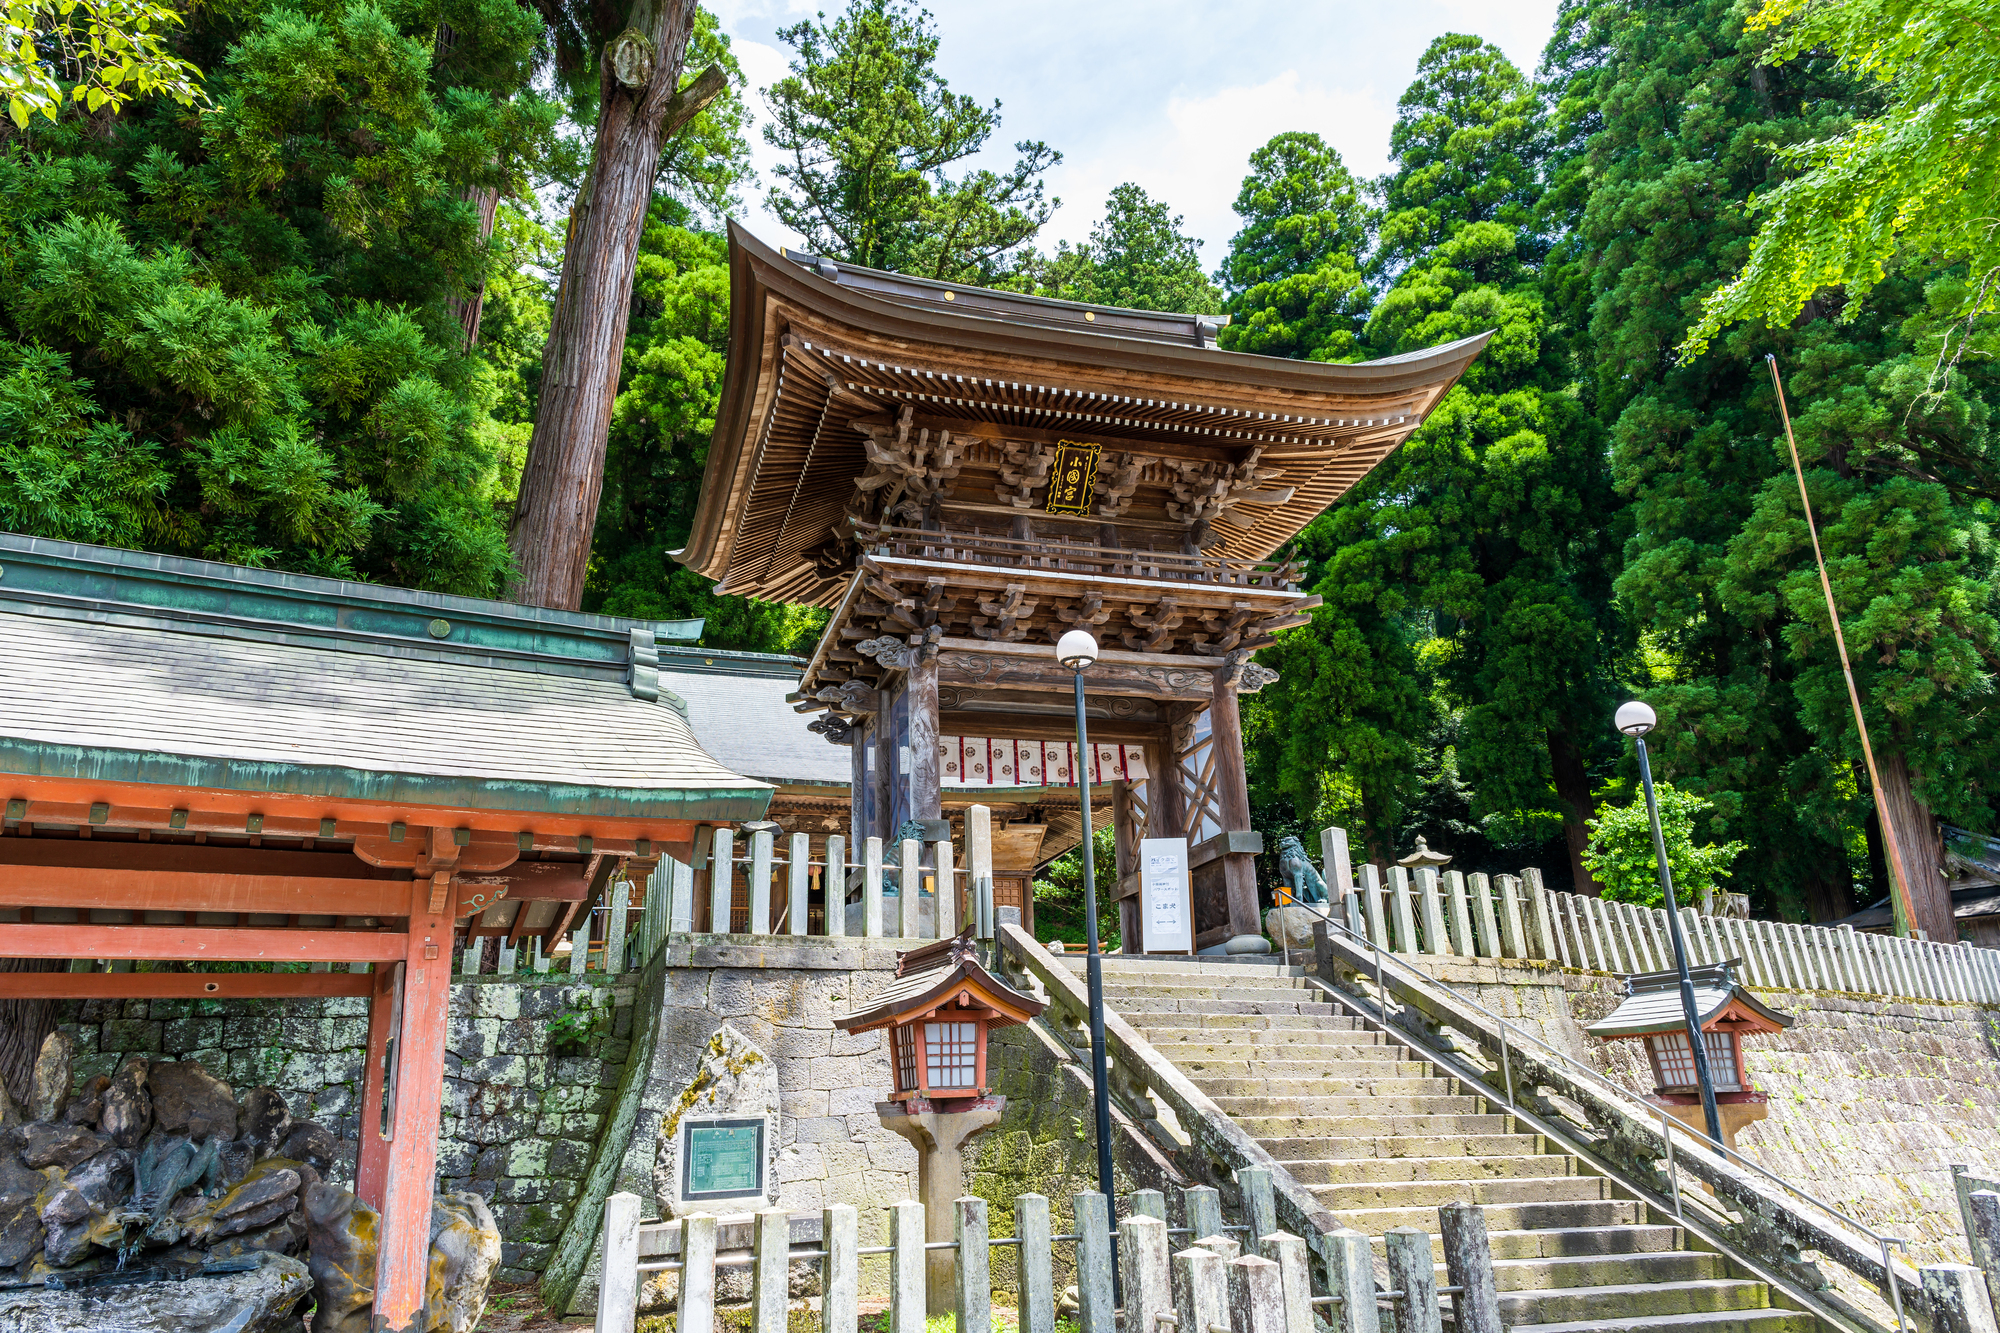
[1616,699,1724,1144]
[1057,629,1117,1208]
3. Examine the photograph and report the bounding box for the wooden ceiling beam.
[0,972,376,999]
[0,921,409,962]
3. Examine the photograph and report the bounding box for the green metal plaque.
[681,1117,766,1201]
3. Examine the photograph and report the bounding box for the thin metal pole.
[1072,668,1118,1211]
[1766,354,1918,938]
[1633,733,1724,1144]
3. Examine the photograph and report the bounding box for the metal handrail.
[1281,894,1914,1331]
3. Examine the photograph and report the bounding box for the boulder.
[62,1076,108,1129]
[0,1249,312,1331]
[0,1196,43,1268]
[27,1033,71,1124]
[278,1121,335,1169]
[38,1149,132,1266]
[1264,904,1319,953]
[303,1182,374,1333]
[100,1055,152,1149]
[20,1123,109,1171]
[149,1062,237,1143]
[428,1192,501,1333]
[237,1089,292,1153]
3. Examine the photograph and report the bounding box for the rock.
[100,1055,152,1149]
[304,1182,375,1333]
[0,1197,43,1268]
[278,1121,336,1169]
[1264,904,1320,952]
[27,1033,71,1124]
[237,1088,292,1153]
[149,1062,237,1143]
[427,1192,501,1333]
[0,1248,312,1331]
[37,1149,132,1265]
[215,1139,256,1189]
[20,1123,109,1171]
[199,1208,307,1262]
[216,1194,297,1238]
[62,1076,108,1128]
[653,1024,782,1217]
[0,1154,45,1211]
[216,1166,300,1221]
[0,1080,19,1131]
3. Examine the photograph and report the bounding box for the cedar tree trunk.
[449,184,502,352]
[0,959,61,1105]
[1874,748,1956,941]
[1549,726,1605,896]
[507,5,727,608]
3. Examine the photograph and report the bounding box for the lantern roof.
[1585,959,1794,1040]
[835,928,1046,1034]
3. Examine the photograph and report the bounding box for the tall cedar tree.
[1005,183,1221,314]
[1215,131,1371,362]
[504,0,733,608]
[1554,0,1999,932]
[762,0,1057,284]
[0,0,555,591]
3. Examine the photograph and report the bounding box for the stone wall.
[59,973,638,1282]
[1411,954,2000,1267]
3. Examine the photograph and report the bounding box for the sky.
[708,0,1565,267]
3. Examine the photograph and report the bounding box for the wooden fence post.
[1417,868,1449,955]
[1173,1246,1228,1333]
[709,829,734,938]
[1497,874,1526,958]
[1523,867,1557,962]
[1445,870,1475,956]
[670,853,696,934]
[1389,867,1419,955]
[593,1191,640,1333]
[1384,1227,1441,1333]
[970,804,994,940]
[934,838,957,938]
[1227,1254,1286,1333]
[890,1200,925,1333]
[1239,1166,1276,1250]
[1439,1201,1502,1333]
[751,1208,790,1333]
[823,1203,858,1333]
[1470,872,1502,958]
[1362,864,1389,951]
[956,1195,991,1333]
[789,833,811,936]
[750,827,775,935]
[1258,1231,1313,1333]
[1181,1185,1224,1242]
[1120,1213,1172,1333]
[680,1213,717,1333]
[1016,1193,1054,1333]
[1319,1228,1381,1333]
[864,838,884,937]
[899,837,923,938]
[1074,1191,1117,1333]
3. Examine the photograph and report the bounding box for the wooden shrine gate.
[677,226,1487,949]
[0,535,769,1328]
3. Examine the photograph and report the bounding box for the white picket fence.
[1316,827,2000,1006]
[593,1180,1507,1333]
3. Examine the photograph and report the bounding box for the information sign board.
[1140,837,1193,954]
[680,1116,767,1202]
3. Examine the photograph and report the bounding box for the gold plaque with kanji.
[1044,441,1101,515]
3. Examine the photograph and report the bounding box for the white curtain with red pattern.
[940,737,1149,788]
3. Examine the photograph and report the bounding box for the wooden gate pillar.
[354,962,396,1208]
[375,877,454,1331]
[907,646,941,824]
[1209,668,1262,941]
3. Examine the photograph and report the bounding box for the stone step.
[1280,1155,1570,1186]
[1311,1175,1611,1210]
[1264,1132,1547,1162]
[1133,1013,1358,1032]
[1209,1094,1485,1117]
[1101,982,1315,1001]
[1138,1032,1388,1054]
[1165,1055,1421,1080]
[1486,1224,1683,1261]
[1232,1113,1516,1139]
[1065,960,1306,979]
[1190,1074,1456,1098]
[1507,1310,1818,1333]
[1336,1198,1642,1236]
[1501,1278,1773,1326]
[1109,997,1338,1016]
[1488,1250,1727,1291]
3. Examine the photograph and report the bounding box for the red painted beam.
[0,864,414,917]
[0,923,408,962]
[355,964,396,1209]
[0,971,375,998]
[377,883,451,1328]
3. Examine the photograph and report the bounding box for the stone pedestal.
[877,1096,1005,1315]
[1653,1094,1769,1152]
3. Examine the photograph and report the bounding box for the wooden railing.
[857,523,1304,591]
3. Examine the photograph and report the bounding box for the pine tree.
[1006,184,1221,314]
[1215,131,1371,362]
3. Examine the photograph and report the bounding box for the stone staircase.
[1059,956,1819,1333]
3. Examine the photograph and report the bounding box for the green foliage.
[545,993,608,1053]
[762,0,1058,283]
[1684,0,2000,357]
[1033,824,1119,950]
[1584,781,1746,907]
[1216,131,1371,361]
[1006,183,1221,315]
[1,0,204,129]
[0,0,556,593]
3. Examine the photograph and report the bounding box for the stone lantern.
[836,928,1044,1312]
[1586,958,1793,1150]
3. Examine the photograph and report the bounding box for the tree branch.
[660,62,728,140]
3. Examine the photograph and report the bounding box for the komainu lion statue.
[1275,834,1329,905]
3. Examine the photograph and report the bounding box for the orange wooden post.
[374,878,453,1330]
[354,962,396,1209]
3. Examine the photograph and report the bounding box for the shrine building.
[674,224,1488,951]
